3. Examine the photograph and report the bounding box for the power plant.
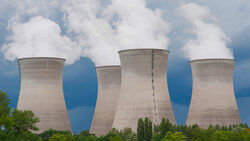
[90,66,121,136]
[15,55,243,133]
[112,49,176,131]
[17,57,72,133]
[186,59,241,128]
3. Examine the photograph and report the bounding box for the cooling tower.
[90,66,121,136]
[112,49,176,131]
[17,57,71,133]
[186,59,241,128]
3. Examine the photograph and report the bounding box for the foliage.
[0,91,39,141]
[0,91,11,117]
[1,90,250,141]
[136,117,153,141]
[212,130,243,141]
[152,132,161,141]
[137,118,144,141]
[110,127,136,141]
[97,132,121,141]
[75,135,97,141]
[109,135,123,141]
[40,129,72,141]
[162,131,186,141]
[80,130,91,136]
[0,91,12,138]
[159,118,174,140]
[144,117,153,141]
[11,109,39,134]
[241,129,250,140]
[48,133,75,141]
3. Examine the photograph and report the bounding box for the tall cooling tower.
[17,57,71,133]
[90,66,121,136]
[186,59,241,128]
[112,49,176,131]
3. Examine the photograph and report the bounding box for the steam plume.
[63,0,170,66]
[2,16,81,64]
[176,3,233,60]
[104,0,171,50]
[63,0,120,66]
[2,0,171,66]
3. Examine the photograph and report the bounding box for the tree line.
[1,91,250,141]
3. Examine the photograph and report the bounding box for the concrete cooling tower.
[186,59,241,128]
[112,49,176,131]
[17,57,71,133]
[90,66,121,136]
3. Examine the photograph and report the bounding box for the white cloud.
[177,3,233,60]
[104,0,171,50]
[1,16,81,64]
[147,0,250,37]
[63,0,120,66]
[63,0,171,66]
[0,0,64,21]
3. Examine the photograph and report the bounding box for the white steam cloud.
[15,0,64,18]
[104,0,171,50]
[2,16,81,64]
[2,0,171,66]
[63,0,170,66]
[63,0,120,66]
[177,3,233,60]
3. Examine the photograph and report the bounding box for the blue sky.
[0,0,250,134]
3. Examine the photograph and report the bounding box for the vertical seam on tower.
[151,50,158,123]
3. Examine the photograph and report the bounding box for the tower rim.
[96,65,121,69]
[118,48,170,54]
[18,57,65,61]
[190,58,235,63]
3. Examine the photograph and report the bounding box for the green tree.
[48,133,75,141]
[114,127,136,141]
[154,124,160,133]
[124,132,136,141]
[203,125,216,141]
[212,130,243,141]
[0,91,12,138]
[152,133,161,141]
[137,118,144,141]
[162,132,186,141]
[40,129,72,141]
[190,126,205,141]
[0,91,40,141]
[143,117,152,141]
[97,132,120,141]
[215,124,220,130]
[221,125,228,131]
[144,117,149,141]
[109,135,123,141]
[80,130,91,136]
[244,123,249,128]
[229,125,232,130]
[241,129,250,141]
[160,118,173,139]
[149,120,153,141]
[11,109,39,135]
[0,91,11,117]
[75,134,97,141]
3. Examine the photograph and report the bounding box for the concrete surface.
[90,66,121,136]
[112,49,176,131]
[186,59,241,128]
[17,57,72,133]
